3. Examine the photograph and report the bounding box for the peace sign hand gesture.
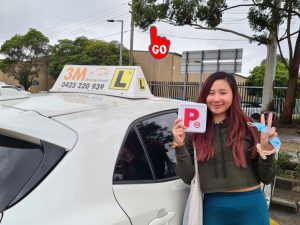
[259,112,278,151]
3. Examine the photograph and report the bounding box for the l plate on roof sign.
[109,68,135,90]
[51,65,153,99]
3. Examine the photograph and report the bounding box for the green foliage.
[245,57,300,98]
[260,55,289,65]
[48,37,129,79]
[276,151,300,179]
[277,151,297,170]
[132,0,282,45]
[132,0,299,47]
[197,0,227,27]
[0,28,50,90]
[295,163,300,178]
[169,0,199,25]
[132,0,227,30]
[132,0,170,30]
[132,0,300,47]
[247,0,283,43]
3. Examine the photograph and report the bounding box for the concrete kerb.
[272,177,300,213]
[270,128,300,213]
[271,197,299,212]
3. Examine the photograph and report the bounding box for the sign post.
[181,48,243,101]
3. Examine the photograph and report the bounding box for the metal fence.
[148,81,300,119]
[149,81,200,101]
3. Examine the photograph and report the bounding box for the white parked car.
[241,102,276,123]
[0,66,189,225]
[0,82,30,97]
[241,101,262,118]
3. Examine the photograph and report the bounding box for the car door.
[112,111,189,225]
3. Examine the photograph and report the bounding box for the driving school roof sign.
[51,65,153,99]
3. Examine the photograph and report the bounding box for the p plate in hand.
[178,102,207,133]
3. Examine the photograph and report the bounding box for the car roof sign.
[50,65,153,99]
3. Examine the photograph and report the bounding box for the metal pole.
[217,50,220,72]
[120,20,123,66]
[184,52,189,100]
[200,51,204,89]
[129,0,134,65]
[234,48,238,74]
[106,19,124,66]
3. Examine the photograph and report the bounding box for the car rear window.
[0,134,65,212]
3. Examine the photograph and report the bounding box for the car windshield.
[0,134,43,212]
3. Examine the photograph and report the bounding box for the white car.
[0,66,189,225]
[0,83,30,97]
[241,101,262,118]
[241,102,277,123]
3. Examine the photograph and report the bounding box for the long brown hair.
[192,72,259,168]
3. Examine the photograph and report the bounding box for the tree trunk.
[262,39,277,111]
[280,32,300,124]
[261,0,281,112]
[280,69,299,124]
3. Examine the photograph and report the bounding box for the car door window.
[113,112,178,184]
[136,112,178,180]
[113,128,153,183]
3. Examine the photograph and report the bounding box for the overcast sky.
[0,0,298,76]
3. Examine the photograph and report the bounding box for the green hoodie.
[175,122,276,193]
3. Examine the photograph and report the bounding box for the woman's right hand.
[172,118,186,145]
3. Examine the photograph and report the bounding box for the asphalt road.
[269,205,300,225]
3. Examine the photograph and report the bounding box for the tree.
[246,56,300,98]
[49,37,129,79]
[132,0,300,124]
[275,1,300,123]
[0,28,50,90]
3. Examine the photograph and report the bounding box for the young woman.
[172,72,277,225]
